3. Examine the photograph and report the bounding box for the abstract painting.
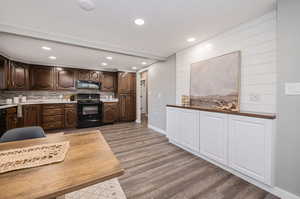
[190,51,241,111]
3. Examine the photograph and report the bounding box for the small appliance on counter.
[77,93,103,128]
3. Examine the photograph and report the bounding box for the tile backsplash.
[0,90,114,102]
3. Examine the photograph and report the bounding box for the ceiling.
[0,33,156,71]
[0,0,276,70]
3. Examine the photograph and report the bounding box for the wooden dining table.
[0,131,124,199]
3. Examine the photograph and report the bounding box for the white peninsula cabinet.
[166,105,276,188]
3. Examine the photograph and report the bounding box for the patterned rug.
[65,178,127,199]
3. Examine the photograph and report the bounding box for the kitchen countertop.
[0,100,77,110]
[100,98,119,103]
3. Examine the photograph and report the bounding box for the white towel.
[17,104,22,118]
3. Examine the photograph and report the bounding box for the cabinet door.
[64,108,77,128]
[167,107,179,141]
[228,115,273,185]
[177,109,200,153]
[101,72,116,92]
[118,72,131,93]
[103,103,117,123]
[200,112,228,165]
[129,73,136,93]
[56,68,77,90]
[6,108,17,130]
[78,70,91,81]
[23,105,41,127]
[90,71,102,82]
[118,94,126,121]
[10,61,29,90]
[30,66,54,90]
[0,56,8,89]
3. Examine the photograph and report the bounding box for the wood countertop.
[167,104,276,120]
[0,131,124,199]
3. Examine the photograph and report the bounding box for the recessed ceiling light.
[187,38,196,42]
[134,18,145,26]
[132,67,137,70]
[106,56,112,60]
[42,46,51,51]
[77,0,96,11]
[102,62,107,66]
[49,56,56,60]
[141,62,147,65]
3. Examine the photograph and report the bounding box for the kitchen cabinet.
[6,107,18,130]
[64,104,77,128]
[9,61,29,90]
[30,65,55,90]
[42,104,65,130]
[0,56,8,90]
[103,102,118,124]
[101,72,116,92]
[118,93,136,122]
[200,111,228,165]
[55,67,77,90]
[166,107,200,153]
[90,71,102,82]
[166,106,275,186]
[118,72,136,94]
[228,115,273,185]
[23,105,41,127]
[78,70,91,81]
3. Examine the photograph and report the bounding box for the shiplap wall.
[176,11,277,113]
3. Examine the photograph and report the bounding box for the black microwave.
[76,80,101,90]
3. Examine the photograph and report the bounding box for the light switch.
[285,83,300,95]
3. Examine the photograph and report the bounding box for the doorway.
[140,71,148,124]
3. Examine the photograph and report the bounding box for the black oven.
[77,94,103,128]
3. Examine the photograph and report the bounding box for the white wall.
[148,55,176,132]
[176,11,277,113]
[276,0,300,197]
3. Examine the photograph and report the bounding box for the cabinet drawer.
[43,108,64,116]
[43,115,64,123]
[64,104,77,108]
[43,121,64,130]
[43,104,64,110]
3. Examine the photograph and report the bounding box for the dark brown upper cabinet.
[90,71,102,82]
[9,61,29,90]
[78,70,90,81]
[0,56,9,90]
[101,72,116,92]
[55,67,77,90]
[30,65,55,90]
[118,72,136,94]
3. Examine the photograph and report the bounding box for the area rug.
[65,178,127,199]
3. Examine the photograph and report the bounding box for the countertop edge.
[167,105,276,120]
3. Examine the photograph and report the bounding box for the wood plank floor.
[64,122,280,199]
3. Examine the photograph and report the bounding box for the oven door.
[77,102,102,128]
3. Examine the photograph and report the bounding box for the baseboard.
[148,124,166,135]
[274,187,300,199]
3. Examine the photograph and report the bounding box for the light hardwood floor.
[64,122,280,199]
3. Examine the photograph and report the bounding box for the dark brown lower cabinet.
[23,105,41,127]
[118,93,136,122]
[6,108,18,130]
[64,104,77,128]
[103,102,118,124]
